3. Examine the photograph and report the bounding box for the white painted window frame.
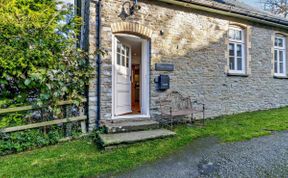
[274,35,286,77]
[116,41,131,71]
[228,26,246,74]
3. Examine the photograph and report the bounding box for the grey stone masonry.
[84,0,288,131]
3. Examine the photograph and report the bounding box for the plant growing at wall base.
[0,127,63,155]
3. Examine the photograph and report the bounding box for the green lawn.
[1,107,288,178]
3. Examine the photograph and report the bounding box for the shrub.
[0,113,24,129]
[0,127,62,155]
[0,123,83,155]
[0,0,93,108]
[0,0,95,155]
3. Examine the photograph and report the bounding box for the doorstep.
[103,119,159,133]
[99,129,176,148]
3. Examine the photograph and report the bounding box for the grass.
[1,107,288,177]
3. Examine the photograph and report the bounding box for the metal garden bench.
[160,91,205,128]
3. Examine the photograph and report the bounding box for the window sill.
[273,75,288,79]
[227,72,249,77]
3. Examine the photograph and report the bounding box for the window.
[228,26,246,74]
[274,35,286,76]
[117,42,130,68]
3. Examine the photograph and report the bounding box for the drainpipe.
[96,0,101,129]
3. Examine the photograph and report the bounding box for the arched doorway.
[111,23,152,119]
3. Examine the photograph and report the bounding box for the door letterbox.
[158,75,170,90]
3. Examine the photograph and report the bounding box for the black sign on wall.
[155,63,174,71]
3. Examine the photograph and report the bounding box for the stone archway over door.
[111,23,152,119]
[111,22,153,39]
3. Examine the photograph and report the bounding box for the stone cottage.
[75,0,288,145]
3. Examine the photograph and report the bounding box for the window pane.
[126,57,129,67]
[280,62,284,73]
[117,53,121,65]
[229,57,235,70]
[274,50,278,73]
[117,43,121,53]
[275,38,278,47]
[235,30,242,40]
[279,50,284,62]
[229,43,234,56]
[279,50,285,74]
[121,55,125,66]
[278,38,283,47]
[237,58,242,70]
[126,47,129,56]
[275,37,285,47]
[229,30,234,40]
[122,47,125,55]
[237,44,242,57]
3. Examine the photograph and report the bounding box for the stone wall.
[86,0,288,130]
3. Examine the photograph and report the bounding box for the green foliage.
[0,127,63,155]
[0,113,24,129]
[0,0,93,157]
[0,99,13,108]
[0,122,83,155]
[0,0,93,108]
[0,107,288,177]
[89,127,106,149]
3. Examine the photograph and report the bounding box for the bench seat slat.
[162,109,202,116]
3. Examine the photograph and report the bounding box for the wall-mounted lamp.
[118,0,141,20]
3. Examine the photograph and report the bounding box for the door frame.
[112,34,150,119]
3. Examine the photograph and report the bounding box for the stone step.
[104,119,159,133]
[102,117,151,124]
[99,129,176,148]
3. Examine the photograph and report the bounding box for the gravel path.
[117,131,288,178]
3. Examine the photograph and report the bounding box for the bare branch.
[260,0,288,18]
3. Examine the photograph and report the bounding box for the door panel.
[115,39,132,115]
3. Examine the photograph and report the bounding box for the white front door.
[115,39,132,115]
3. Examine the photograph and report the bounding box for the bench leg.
[170,115,172,129]
[202,104,205,126]
[190,113,193,124]
[170,107,173,129]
